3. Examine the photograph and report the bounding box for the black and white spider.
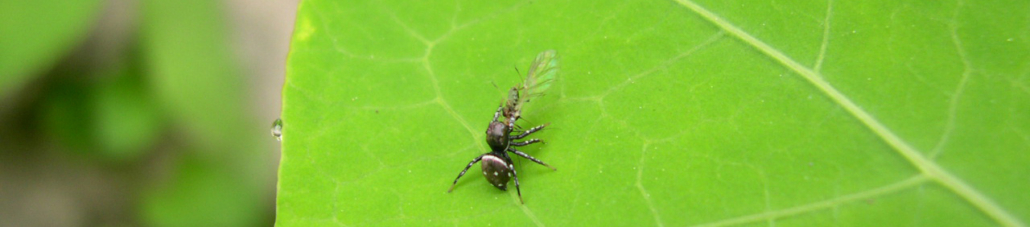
[447,105,555,203]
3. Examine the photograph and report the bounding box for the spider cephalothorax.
[447,106,554,203]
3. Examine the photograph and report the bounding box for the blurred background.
[1,0,296,226]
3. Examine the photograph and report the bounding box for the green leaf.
[278,0,1030,226]
[0,0,102,97]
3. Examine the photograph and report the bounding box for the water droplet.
[271,118,283,141]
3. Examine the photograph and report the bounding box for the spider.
[447,105,555,203]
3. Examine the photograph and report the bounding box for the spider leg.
[448,154,485,192]
[507,116,518,131]
[510,139,542,147]
[492,105,503,122]
[512,167,524,204]
[512,123,548,139]
[507,148,556,170]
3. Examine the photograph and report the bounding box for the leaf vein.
[813,0,834,72]
[689,176,930,227]
[598,32,725,98]
[672,0,1025,226]
[513,192,546,227]
[929,0,972,159]
[636,142,666,227]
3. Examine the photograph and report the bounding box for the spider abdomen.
[480,154,513,190]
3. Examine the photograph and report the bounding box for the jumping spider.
[447,105,555,203]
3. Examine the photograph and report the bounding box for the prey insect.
[502,50,558,128]
[448,50,560,203]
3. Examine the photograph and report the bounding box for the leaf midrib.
[671,0,1025,226]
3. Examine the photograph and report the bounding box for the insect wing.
[524,50,558,96]
[516,50,559,111]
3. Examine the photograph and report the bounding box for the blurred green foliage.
[1,0,274,226]
[0,0,101,96]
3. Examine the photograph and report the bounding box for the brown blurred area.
[0,0,297,226]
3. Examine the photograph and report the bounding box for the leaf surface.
[278,0,1030,226]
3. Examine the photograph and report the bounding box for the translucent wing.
[515,50,559,111]
[523,50,558,99]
